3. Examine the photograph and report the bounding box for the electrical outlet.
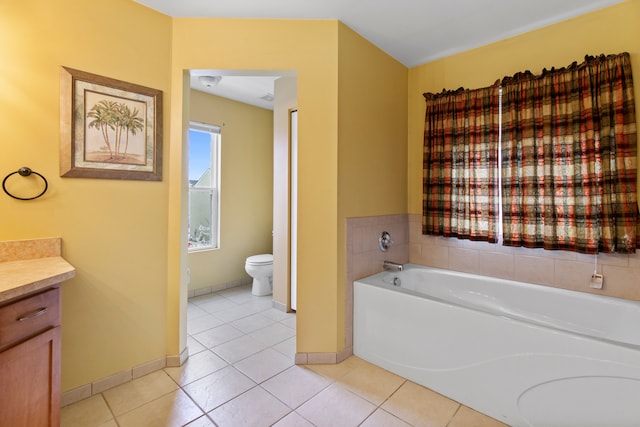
[589,273,604,289]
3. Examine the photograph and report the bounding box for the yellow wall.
[0,0,172,390]
[171,20,408,353]
[336,24,408,347]
[188,90,274,290]
[408,0,640,213]
[1,2,405,392]
[338,24,408,217]
[169,18,342,352]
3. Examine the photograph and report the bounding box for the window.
[188,122,220,251]
[423,53,638,254]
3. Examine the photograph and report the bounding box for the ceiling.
[189,70,295,110]
[136,0,625,109]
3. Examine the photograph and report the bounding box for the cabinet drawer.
[0,287,60,349]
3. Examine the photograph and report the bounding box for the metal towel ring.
[2,167,48,200]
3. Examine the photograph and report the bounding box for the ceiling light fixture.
[199,75,222,87]
[260,93,275,102]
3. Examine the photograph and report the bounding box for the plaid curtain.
[423,85,500,242]
[501,53,638,254]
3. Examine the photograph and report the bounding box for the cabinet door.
[0,327,60,427]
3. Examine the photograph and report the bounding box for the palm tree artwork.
[86,98,146,164]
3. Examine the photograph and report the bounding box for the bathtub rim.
[354,264,640,350]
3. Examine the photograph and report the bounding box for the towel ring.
[2,167,48,200]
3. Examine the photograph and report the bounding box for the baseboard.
[188,278,252,299]
[166,346,189,367]
[272,300,289,313]
[61,352,186,407]
[295,346,353,365]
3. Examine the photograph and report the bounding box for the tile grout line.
[187,288,298,425]
[444,402,464,427]
[372,378,411,426]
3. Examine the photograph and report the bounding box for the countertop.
[0,238,75,304]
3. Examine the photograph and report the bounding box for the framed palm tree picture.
[60,67,162,180]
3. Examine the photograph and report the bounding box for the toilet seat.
[246,254,273,266]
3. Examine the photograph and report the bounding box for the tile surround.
[406,213,640,301]
[345,214,410,352]
[340,212,640,399]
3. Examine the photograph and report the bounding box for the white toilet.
[245,254,273,296]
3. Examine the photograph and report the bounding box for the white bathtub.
[353,264,640,427]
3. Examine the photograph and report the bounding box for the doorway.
[184,70,298,325]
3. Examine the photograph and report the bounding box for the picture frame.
[60,67,162,181]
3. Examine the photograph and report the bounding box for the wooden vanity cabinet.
[0,286,61,427]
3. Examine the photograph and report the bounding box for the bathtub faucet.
[383,260,404,272]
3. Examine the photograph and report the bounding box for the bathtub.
[353,264,640,427]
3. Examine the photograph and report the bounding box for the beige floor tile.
[234,348,294,383]
[272,412,315,427]
[61,394,114,427]
[187,314,225,335]
[261,308,295,322]
[116,389,203,427]
[213,304,264,322]
[102,370,178,416]
[243,297,276,311]
[248,322,296,347]
[296,383,377,427]
[183,365,256,412]
[218,286,256,304]
[262,365,332,409]
[209,386,291,427]
[187,303,208,320]
[279,315,297,329]
[305,355,370,382]
[230,312,275,333]
[189,293,223,306]
[361,409,413,427]
[198,297,238,314]
[272,336,296,358]
[187,335,207,355]
[192,324,244,348]
[382,381,460,427]
[447,405,510,427]
[184,415,216,426]
[337,359,405,405]
[165,349,228,386]
[96,420,118,427]
[212,334,270,363]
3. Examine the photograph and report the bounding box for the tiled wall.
[345,214,410,350]
[408,214,640,301]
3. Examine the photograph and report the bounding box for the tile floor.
[61,284,508,427]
